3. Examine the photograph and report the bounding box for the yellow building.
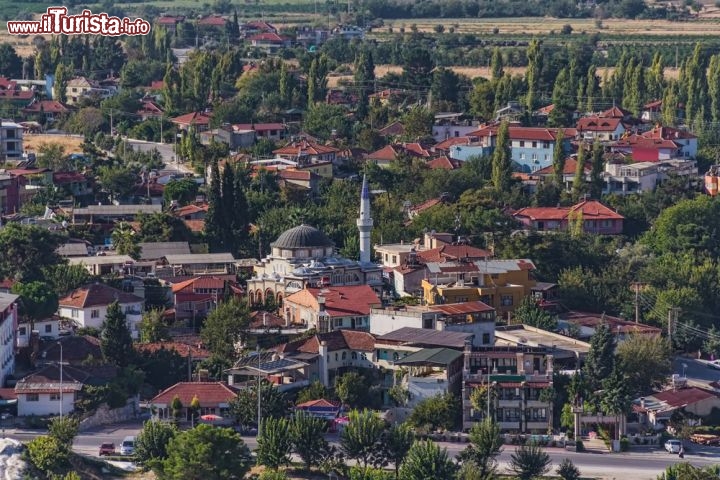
[421,259,537,318]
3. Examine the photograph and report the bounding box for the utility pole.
[256,345,262,437]
[631,282,645,323]
[668,307,680,346]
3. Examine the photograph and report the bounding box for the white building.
[57,283,144,338]
[0,293,18,387]
[0,120,23,159]
[369,302,496,347]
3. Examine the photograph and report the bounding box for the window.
[532,142,537,148]
[71,309,79,318]
[351,352,357,360]
[125,306,132,313]
[501,295,513,306]
[44,324,52,333]
[335,353,339,361]
[6,130,15,139]
[543,142,550,149]
[393,352,400,361]
[519,141,525,147]
[26,394,39,402]
[360,352,367,360]
[342,352,347,360]
[49,393,60,401]
[392,255,397,264]
[482,333,491,344]
[19,327,26,336]
[91,309,99,319]
[519,153,525,160]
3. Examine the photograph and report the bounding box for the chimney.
[263,312,267,327]
[640,397,645,409]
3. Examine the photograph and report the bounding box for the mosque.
[246,176,382,306]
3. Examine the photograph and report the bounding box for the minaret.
[357,174,373,263]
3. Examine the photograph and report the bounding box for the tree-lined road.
[3,421,718,480]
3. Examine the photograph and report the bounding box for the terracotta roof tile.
[427,156,461,170]
[576,116,624,132]
[416,244,491,263]
[273,139,339,156]
[171,111,212,126]
[58,283,143,309]
[249,310,286,329]
[278,329,376,354]
[136,342,210,359]
[151,382,238,407]
[22,100,69,114]
[513,200,624,222]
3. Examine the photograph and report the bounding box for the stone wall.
[78,399,138,432]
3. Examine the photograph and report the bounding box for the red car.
[99,443,115,456]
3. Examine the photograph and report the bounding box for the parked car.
[707,360,720,370]
[99,443,115,456]
[665,439,682,454]
[120,436,135,456]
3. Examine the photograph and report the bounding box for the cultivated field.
[24,134,84,154]
[327,65,681,87]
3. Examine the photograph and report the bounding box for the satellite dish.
[61,221,68,228]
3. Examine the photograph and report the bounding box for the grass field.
[24,134,84,154]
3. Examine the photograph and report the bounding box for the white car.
[707,360,720,370]
[665,439,682,454]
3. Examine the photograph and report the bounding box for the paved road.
[3,423,718,480]
[674,356,720,385]
[125,138,194,176]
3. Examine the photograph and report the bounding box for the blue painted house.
[447,126,575,173]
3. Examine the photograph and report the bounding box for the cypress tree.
[585,65,597,113]
[100,301,134,368]
[708,55,720,124]
[525,40,542,111]
[279,62,290,107]
[490,47,504,81]
[584,322,616,391]
[552,129,566,188]
[205,160,224,250]
[232,165,250,255]
[589,141,604,199]
[307,57,317,108]
[220,162,236,252]
[491,120,512,192]
[572,143,586,201]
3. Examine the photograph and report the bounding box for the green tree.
[161,425,252,480]
[340,409,387,471]
[557,458,581,480]
[138,309,169,343]
[335,371,367,408]
[0,223,64,282]
[54,62,70,104]
[189,395,201,425]
[290,410,329,470]
[512,297,558,331]
[164,178,200,206]
[171,395,184,421]
[600,366,632,441]
[491,120,512,192]
[583,322,615,391]
[296,381,328,404]
[0,44,22,78]
[572,144,586,200]
[259,471,289,480]
[135,420,177,469]
[703,326,720,358]
[383,422,414,479]
[47,416,79,447]
[457,418,503,480]
[44,264,91,297]
[256,417,292,470]
[552,129,566,187]
[11,281,59,329]
[111,222,140,259]
[100,301,135,368]
[525,40,543,110]
[643,196,720,258]
[407,392,460,431]
[402,106,434,141]
[303,103,352,140]
[616,334,672,395]
[589,141,604,199]
[229,380,288,429]
[657,463,720,480]
[200,298,250,359]
[509,442,552,480]
[490,47,504,81]
[205,160,223,250]
[98,165,136,202]
[37,143,68,170]
[399,441,456,480]
[27,435,70,475]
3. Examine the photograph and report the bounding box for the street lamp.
[682,363,688,378]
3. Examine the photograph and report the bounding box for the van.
[120,436,135,456]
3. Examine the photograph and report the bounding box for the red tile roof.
[427,156,461,170]
[0,77,16,90]
[513,200,624,222]
[183,219,205,232]
[171,276,227,294]
[22,100,69,114]
[273,139,339,156]
[614,135,679,150]
[150,80,165,91]
[278,329,376,354]
[138,100,164,115]
[378,121,405,137]
[599,106,631,118]
[296,398,340,409]
[576,116,624,132]
[534,157,590,176]
[249,32,285,43]
[243,21,276,32]
[157,16,185,25]
[651,387,718,409]
[643,100,662,110]
[279,169,316,181]
[171,111,212,126]
[53,172,87,184]
[643,125,696,140]
[285,285,381,318]
[59,283,143,309]
[198,15,227,26]
[0,90,33,100]
[417,244,492,263]
[536,104,555,115]
[431,300,494,315]
[410,197,443,214]
[151,382,238,407]
[249,310,286,329]
[469,126,569,142]
[173,203,208,217]
[42,335,101,363]
[136,342,210,360]
[434,137,472,151]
